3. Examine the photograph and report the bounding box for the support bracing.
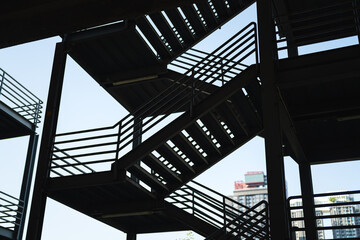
[127,232,137,240]
[257,0,290,239]
[26,42,68,240]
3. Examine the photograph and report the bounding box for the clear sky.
[1,3,360,240]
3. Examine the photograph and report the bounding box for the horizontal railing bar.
[55,125,118,137]
[51,158,115,169]
[54,141,118,153]
[52,154,88,174]
[52,149,117,160]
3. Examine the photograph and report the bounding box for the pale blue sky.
[1,3,360,240]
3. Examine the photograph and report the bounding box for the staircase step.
[142,154,183,185]
[210,0,230,20]
[185,122,222,158]
[215,101,249,138]
[149,13,184,52]
[136,17,173,60]
[164,9,195,47]
[244,77,262,119]
[156,144,196,176]
[229,89,262,131]
[128,164,169,193]
[171,133,209,166]
[199,111,236,148]
[180,5,207,37]
[195,1,219,28]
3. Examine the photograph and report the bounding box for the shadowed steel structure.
[1,0,360,239]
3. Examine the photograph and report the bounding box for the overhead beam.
[92,200,166,218]
[0,0,205,49]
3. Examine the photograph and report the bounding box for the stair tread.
[128,164,169,192]
[171,133,209,166]
[180,5,207,36]
[142,154,183,184]
[164,8,195,46]
[185,122,223,158]
[215,101,249,138]
[230,89,262,131]
[136,17,173,60]
[210,0,230,20]
[156,144,196,175]
[149,12,184,52]
[199,111,236,148]
[194,1,219,28]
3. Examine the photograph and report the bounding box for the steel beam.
[257,0,290,239]
[26,42,67,240]
[15,134,39,240]
[299,163,318,240]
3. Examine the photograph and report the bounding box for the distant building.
[228,172,268,212]
[290,194,360,239]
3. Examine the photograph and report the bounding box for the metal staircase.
[46,22,267,236]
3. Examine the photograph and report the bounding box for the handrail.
[273,0,360,58]
[288,190,360,239]
[206,201,269,240]
[51,22,258,176]
[166,182,269,239]
[0,191,23,231]
[0,68,43,127]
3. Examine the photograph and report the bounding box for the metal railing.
[0,191,23,231]
[0,68,43,127]
[166,181,269,239]
[50,22,258,176]
[288,190,360,239]
[274,0,360,58]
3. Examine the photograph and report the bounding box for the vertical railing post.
[352,0,360,43]
[116,120,122,160]
[221,59,225,86]
[223,197,227,232]
[15,133,39,240]
[0,70,5,97]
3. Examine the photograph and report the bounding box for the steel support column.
[26,42,67,240]
[127,232,137,240]
[257,0,290,239]
[131,116,142,182]
[299,162,318,240]
[15,133,39,240]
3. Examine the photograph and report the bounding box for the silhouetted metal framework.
[2,0,360,239]
[0,68,42,240]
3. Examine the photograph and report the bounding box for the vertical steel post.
[257,0,290,239]
[127,232,137,240]
[299,162,318,239]
[15,133,39,240]
[26,42,67,240]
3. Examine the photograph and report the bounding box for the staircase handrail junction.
[0,68,43,127]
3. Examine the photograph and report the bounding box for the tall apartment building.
[228,172,268,211]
